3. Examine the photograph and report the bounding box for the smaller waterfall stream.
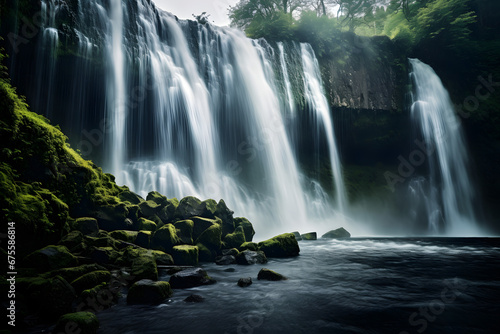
[409,58,480,235]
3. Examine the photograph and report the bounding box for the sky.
[153,0,240,27]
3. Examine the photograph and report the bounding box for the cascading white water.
[301,44,347,213]
[13,0,349,238]
[409,58,479,235]
[108,0,127,184]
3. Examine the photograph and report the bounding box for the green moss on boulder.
[150,250,174,265]
[151,224,180,252]
[196,243,217,262]
[71,270,111,294]
[234,217,255,242]
[258,233,300,258]
[146,191,168,206]
[223,226,246,249]
[139,200,161,217]
[171,245,199,266]
[24,245,78,272]
[135,230,152,249]
[239,242,258,251]
[131,255,158,282]
[74,217,99,236]
[53,312,99,334]
[215,199,234,237]
[109,230,138,243]
[174,196,203,220]
[138,217,157,231]
[191,216,221,240]
[322,227,351,238]
[195,223,222,251]
[257,268,287,281]
[174,219,194,244]
[301,232,317,240]
[127,279,173,305]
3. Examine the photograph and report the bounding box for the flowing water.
[93,238,500,334]
[409,59,479,235]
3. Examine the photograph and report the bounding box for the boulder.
[43,264,107,283]
[197,243,217,262]
[118,190,144,205]
[158,198,179,223]
[151,224,181,252]
[174,196,203,220]
[258,233,300,258]
[131,255,158,282]
[238,277,253,287]
[137,217,157,232]
[80,282,119,309]
[215,199,234,237]
[169,268,216,289]
[54,312,99,334]
[171,245,199,266]
[25,276,76,319]
[234,217,255,242]
[222,248,240,256]
[94,204,129,231]
[109,230,138,243]
[292,231,302,241]
[150,250,174,265]
[59,231,86,253]
[135,231,151,249]
[89,247,120,265]
[115,246,148,267]
[139,200,162,218]
[184,294,205,303]
[71,270,112,294]
[223,226,246,249]
[195,224,222,252]
[235,250,268,265]
[74,218,99,236]
[127,279,173,305]
[174,219,194,244]
[239,242,258,252]
[191,216,220,240]
[322,227,351,239]
[146,191,168,206]
[257,268,287,281]
[301,232,317,240]
[199,199,218,219]
[24,245,78,272]
[215,255,236,265]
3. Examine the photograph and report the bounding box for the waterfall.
[409,58,479,235]
[7,0,348,238]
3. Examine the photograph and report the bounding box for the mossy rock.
[239,242,258,252]
[109,230,138,243]
[199,199,218,219]
[223,226,246,249]
[85,234,119,250]
[42,264,107,283]
[292,231,302,241]
[195,223,222,252]
[146,191,168,206]
[74,217,99,236]
[53,312,99,334]
[169,268,216,289]
[24,245,78,272]
[321,227,351,239]
[171,245,199,266]
[215,199,234,237]
[138,217,157,232]
[71,270,111,294]
[191,216,220,240]
[80,282,119,309]
[257,268,287,281]
[257,233,300,258]
[131,255,158,282]
[158,198,179,223]
[174,219,194,244]
[24,275,76,319]
[173,196,203,220]
[93,204,130,231]
[90,247,120,265]
[139,200,162,217]
[118,190,144,205]
[127,279,173,305]
[300,232,317,240]
[151,224,181,252]
[150,250,174,265]
[234,217,255,242]
[59,230,86,252]
[135,231,152,249]
[115,246,148,267]
[196,243,217,262]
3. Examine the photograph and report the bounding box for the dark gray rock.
[169,268,216,289]
[238,277,253,287]
[300,232,317,240]
[322,227,351,239]
[235,250,267,265]
[184,294,205,303]
[215,255,236,265]
[257,268,287,281]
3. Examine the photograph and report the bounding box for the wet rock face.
[169,268,216,289]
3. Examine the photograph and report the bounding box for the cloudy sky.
[153,0,240,26]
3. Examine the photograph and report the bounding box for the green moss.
[174,219,194,244]
[24,245,78,272]
[191,216,220,240]
[151,224,180,252]
[171,245,199,266]
[131,255,158,282]
[195,223,222,252]
[233,217,255,242]
[70,270,111,294]
[74,217,99,236]
[196,243,217,262]
[42,264,107,283]
[146,191,168,206]
[138,217,157,231]
[239,242,258,252]
[258,233,300,258]
[54,312,99,334]
[150,250,174,265]
[109,230,138,243]
[139,200,161,217]
[135,231,152,249]
[174,196,202,220]
[223,226,246,249]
